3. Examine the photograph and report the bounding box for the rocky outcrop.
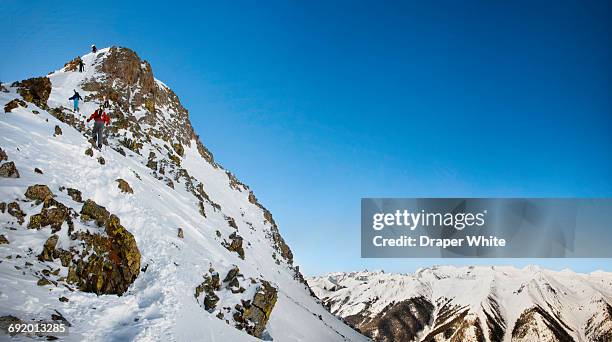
[249,191,294,265]
[235,280,278,338]
[7,202,25,224]
[4,98,26,113]
[13,77,51,109]
[73,200,141,294]
[38,234,59,261]
[585,300,612,342]
[223,232,245,259]
[66,188,83,203]
[25,184,53,202]
[27,197,72,233]
[116,179,133,194]
[63,56,82,72]
[511,305,574,341]
[344,297,434,342]
[80,47,212,163]
[0,161,19,178]
[195,269,221,311]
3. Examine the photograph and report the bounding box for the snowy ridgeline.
[0,47,367,342]
[308,265,612,342]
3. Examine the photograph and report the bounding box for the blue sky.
[1,1,611,275]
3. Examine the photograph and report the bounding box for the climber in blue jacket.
[68,90,83,112]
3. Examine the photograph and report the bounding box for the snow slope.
[0,47,368,342]
[308,266,612,341]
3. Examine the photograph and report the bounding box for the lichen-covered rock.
[4,98,26,113]
[80,199,110,226]
[0,235,8,244]
[38,234,59,262]
[7,202,25,224]
[223,266,240,284]
[66,188,83,202]
[85,148,93,157]
[235,280,278,338]
[224,232,245,259]
[25,184,53,202]
[0,161,20,178]
[72,209,141,295]
[54,125,62,136]
[195,270,221,311]
[27,199,71,233]
[116,179,133,194]
[172,142,184,157]
[14,77,52,109]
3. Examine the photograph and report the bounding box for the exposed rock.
[195,271,221,311]
[14,77,52,109]
[59,296,69,302]
[0,148,6,162]
[223,266,240,285]
[0,161,20,178]
[38,234,59,262]
[98,157,105,165]
[0,315,24,336]
[71,211,141,294]
[585,300,612,342]
[345,297,434,342]
[172,142,184,157]
[4,98,26,113]
[224,232,245,259]
[27,199,71,233]
[7,202,25,224]
[116,179,133,194]
[85,148,93,157]
[225,216,238,229]
[54,125,62,136]
[37,277,52,286]
[25,184,53,202]
[0,235,8,244]
[250,191,295,265]
[512,305,574,342]
[80,199,110,226]
[177,228,184,239]
[238,280,278,338]
[63,56,81,72]
[66,188,83,202]
[34,167,43,174]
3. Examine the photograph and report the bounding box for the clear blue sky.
[1,1,611,275]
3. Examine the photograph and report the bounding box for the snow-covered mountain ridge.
[0,46,368,341]
[308,265,612,342]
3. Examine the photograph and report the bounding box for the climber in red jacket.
[87,108,110,149]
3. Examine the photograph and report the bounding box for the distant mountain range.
[308,265,612,341]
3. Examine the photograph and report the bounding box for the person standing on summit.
[68,90,83,112]
[78,58,84,72]
[87,107,110,149]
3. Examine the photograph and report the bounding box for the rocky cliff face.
[0,47,366,341]
[309,266,612,342]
